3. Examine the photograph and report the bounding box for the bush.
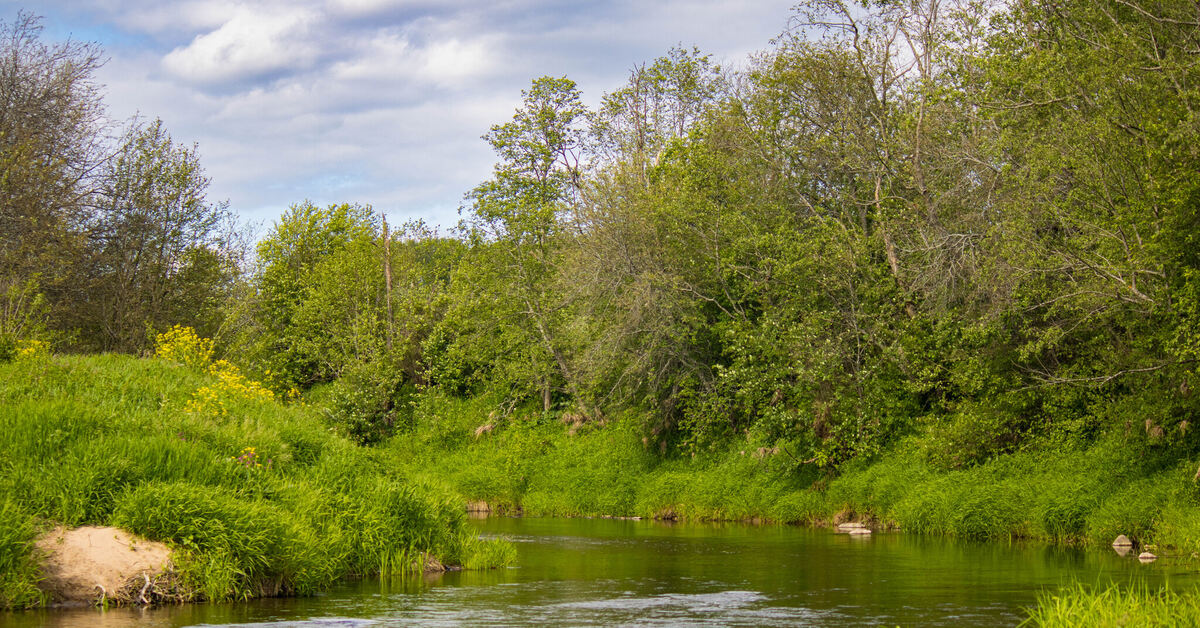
[324,359,412,445]
[921,404,1022,470]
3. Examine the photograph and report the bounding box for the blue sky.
[9,1,795,231]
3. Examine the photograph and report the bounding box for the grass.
[5,349,1199,612]
[383,389,1200,557]
[0,352,513,608]
[1023,583,1200,627]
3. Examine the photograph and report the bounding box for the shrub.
[921,404,1022,470]
[154,325,214,370]
[324,359,411,445]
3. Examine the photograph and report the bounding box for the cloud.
[26,0,797,228]
[162,5,321,84]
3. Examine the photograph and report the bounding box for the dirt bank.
[35,526,173,606]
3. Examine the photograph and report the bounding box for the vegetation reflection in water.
[5,517,1198,628]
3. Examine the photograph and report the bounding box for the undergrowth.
[384,390,1200,555]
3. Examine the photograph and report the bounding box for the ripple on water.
[192,620,376,628]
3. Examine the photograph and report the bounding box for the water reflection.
[2,517,1194,627]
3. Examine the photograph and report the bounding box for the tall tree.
[86,118,236,352]
[0,12,105,328]
[465,76,590,413]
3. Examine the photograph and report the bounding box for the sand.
[35,526,173,605]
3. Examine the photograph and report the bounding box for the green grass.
[1024,583,1200,627]
[0,353,513,608]
[383,390,1200,556]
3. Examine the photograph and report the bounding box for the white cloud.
[162,5,320,83]
[330,29,499,88]
[30,0,796,228]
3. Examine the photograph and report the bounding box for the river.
[3,517,1194,627]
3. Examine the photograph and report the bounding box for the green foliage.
[113,482,316,599]
[0,498,44,609]
[253,201,380,385]
[324,359,412,445]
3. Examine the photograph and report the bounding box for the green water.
[4,517,1197,627]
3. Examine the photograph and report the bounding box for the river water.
[4,517,1196,627]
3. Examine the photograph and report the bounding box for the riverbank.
[0,350,513,609]
[383,392,1200,553]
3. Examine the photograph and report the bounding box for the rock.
[1113,545,1132,557]
[848,528,872,535]
[1138,551,1157,562]
[1112,534,1134,547]
[838,522,867,530]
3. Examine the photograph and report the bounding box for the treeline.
[6,1,1200,469]
[0,13,238,356]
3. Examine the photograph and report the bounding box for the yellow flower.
[14,339,48,360]
[154,325,214,369]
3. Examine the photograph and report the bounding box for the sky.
[11,0,796,231]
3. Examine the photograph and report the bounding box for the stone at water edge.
[1113,545,1132,557]
[1112,534,1134,547]
[837,522,867,530]
[848,528,872,535]
[1138,551,1157,562]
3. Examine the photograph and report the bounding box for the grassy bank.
[384,391,1200,552]
[0,348,512,609]
[381,392,1200,622]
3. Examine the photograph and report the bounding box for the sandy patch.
[35,526,173,605]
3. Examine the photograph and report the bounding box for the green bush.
[324,359,412,445]
[0,334,14,363]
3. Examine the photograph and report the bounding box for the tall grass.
[1023,583,1200,627]
[0,498,43,609]
[0,353,513,608]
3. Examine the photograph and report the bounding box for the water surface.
[4,517,1196,627]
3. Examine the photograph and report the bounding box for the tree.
[464,76,590,413]
[0,12,105,328]
[85,117,237,351]
[253,201,379,385]
[591,46,724,176]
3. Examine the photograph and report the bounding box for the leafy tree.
[0,12,105,332]
[464,76,590,413]
[85,118,237,351]
[252,201,379,385]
